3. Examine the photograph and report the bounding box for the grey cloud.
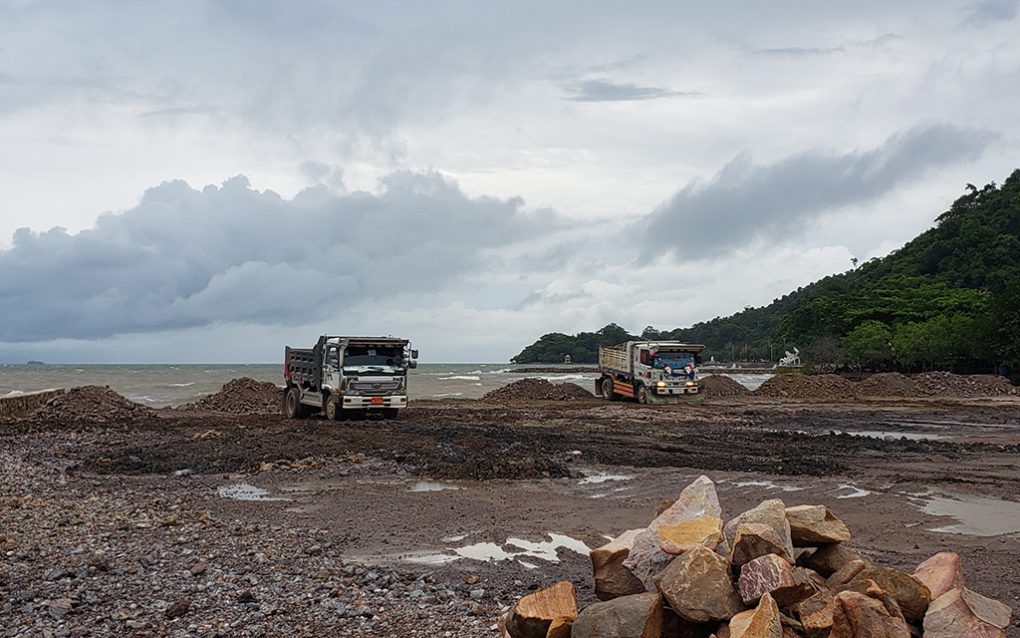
[753,46,845,57]
[638,124,999,259]
[0,172,553,342]
[959,0,1019,27]
[564,79,698,102]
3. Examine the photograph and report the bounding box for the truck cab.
[598,341,705,404]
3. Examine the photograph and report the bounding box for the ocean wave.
[439,376,481,381]
[2,390,26,398]
[433,392,464,397]
[538,374,598,382]
[167,382,197,387]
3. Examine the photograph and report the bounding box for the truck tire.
[284,387,304,419]
[636,383,649,405]
[325,398,341,421]
[601,377,618,401]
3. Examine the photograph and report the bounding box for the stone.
[506,581,577,638]
[724,500,795,564]
[830,590,910,638]
[624,475,722,590]
[852,567,930,623]
[545,616,573,638]
[570,592,663,638]
[802,544,863,577]
[923,587,1011,638]
[591,529,646,601]
[912,552,963,601]
[731,523,791,567]
[784,505,851,545]
[826,559,869,588]
[164,599,191,619]
[655,545,745,623]
[47,598,73,620]
[730,593,782,638]
[738,554,817,607]
[794,591,834,638]
[660,516,724,554]
[190,561,207,576]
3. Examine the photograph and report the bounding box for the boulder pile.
[702,375,752,398]
[483,379,594,402]
[178,377,283,415]
[30,386,156,424]
[755,374,858,401]
[499,476,1012,638]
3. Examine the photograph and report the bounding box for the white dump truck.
[597,341,705,404]
[284,335,418,420]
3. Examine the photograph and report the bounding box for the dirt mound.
[482,378,594,402]
[701,374,751,397]
[913,371,1016,397]
[856,372,922,398]
[754,373,856,400]
[179,377,283,415]
[31,386,156,424]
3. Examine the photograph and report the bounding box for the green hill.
[512,170,1020,372]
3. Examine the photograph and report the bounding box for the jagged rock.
[913,552,963,601]
[570,592,663,638]
[802,544,863,577]
[784,505,851,545]
[729,593,782,638]
[794,591,834,638]
[624,475,722,590]
[545,616,573,638]
[660,516,723,554]
[852,567,930,623]
[591,529,646,601]
[506,581,577,638]
[731,523,791,567]
[738,554,817,606]
[826,559,869,588]
[830,590,910,638]
[655,545,744,623]
[924,587,1011,638]
[724,499,794,564]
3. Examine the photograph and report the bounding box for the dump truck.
[597,341,705,404]
[284,335,418,420]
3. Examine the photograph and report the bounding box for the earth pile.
[482,379,594,402]
[701,375,752,398]
[755,374,857,400]
[30,386,156,424]
[178,378,283,415]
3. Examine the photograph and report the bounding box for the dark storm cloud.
[564,79,698,102]
[0,172,551,342]
[958,0,1019,27]
[638,124,999,259]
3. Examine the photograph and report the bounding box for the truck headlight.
[656,381,666,388]
[686,381,695,387]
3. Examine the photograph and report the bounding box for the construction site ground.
[3,395,1020,636]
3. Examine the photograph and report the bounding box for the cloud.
[638,124,999,259]
[958,0,1019,27]
[0,171,553,342]
[753,46,845,57]
[563,79,698,102]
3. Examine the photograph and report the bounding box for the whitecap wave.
[167,382,196,387]
[439,375,481,381]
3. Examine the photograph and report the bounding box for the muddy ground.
[3,396,1020,636]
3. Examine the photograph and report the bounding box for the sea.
[0,363,772,407]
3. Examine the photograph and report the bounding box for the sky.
[1,0,1018,363]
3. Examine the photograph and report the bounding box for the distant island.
[25,360,46,365]
[513,171,1020,378]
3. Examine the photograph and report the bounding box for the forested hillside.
[513,171,1020,372]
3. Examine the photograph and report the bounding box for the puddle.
[911,493,1020,536]
[404,533,590,566]
[409,481,460,492]
[730,479,803,492]
[832,483,872,499]
[833,430,943,441]
[578,472,634,485]
[217,483,288,501]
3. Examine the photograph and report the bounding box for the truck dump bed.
[599,344,630,373]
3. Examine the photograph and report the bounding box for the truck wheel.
[601,377,618,401]
[636,384,648,405]
[325,399,341,421]
[284,387,304,419]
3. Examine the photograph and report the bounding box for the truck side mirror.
[695,354,703,365]
[411,349,419,359]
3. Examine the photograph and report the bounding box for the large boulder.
[591,529,646,601]
[570,592,663,638]
[802,544,863,577]
[913,551,963,601]
[624,475,722,590]
[655,545,745,623]
[545,617,572,638]
[738,554,818,607]
[505,581,578,638]
[784,505,851,545]
[660,516,724,554]
[729,593,782,638]
[731,523,793,567]
[825,559,869,588]
[724,500,794,564]
[794,591,834,638]
[923,587,1011,638]
[852,567,930,623]
[830,590,910,638]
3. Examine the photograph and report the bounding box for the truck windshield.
[342,346,404,373]
[653,354,696,371]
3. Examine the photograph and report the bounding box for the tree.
[844,321,893,369]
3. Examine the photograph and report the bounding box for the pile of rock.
[913,372,1016,398]
[30,386,156,424]
[178,378,283,414]
[755,374,857,401]
[483,379,594,402]
[499,476,1011,638]
[702,375,752,398]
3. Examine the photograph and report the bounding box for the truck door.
[324,345,342,392]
